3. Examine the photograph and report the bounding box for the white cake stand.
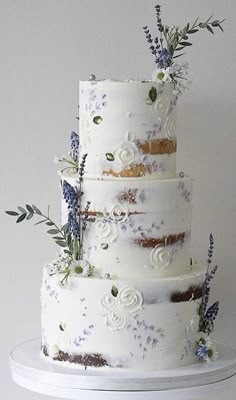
[10,338,236,400]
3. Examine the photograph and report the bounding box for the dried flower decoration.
[143,5,225,95]
[196,333,218,362]
[5,205,70,252]
[199,234,220,335]
[54,131,80,174]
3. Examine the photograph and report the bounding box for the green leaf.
[105,153,115,161]
[188,29,199,34]
[16,213,27,223]
[35,219,47,225]
[53,236,64,240]
[46,221,54,226]
[175,46,185,51]
[218,25,224,32]
[26,204,34,213]
[93,116,103,125]
[63,250,72,255]
[173,53,186,59]
[199,22,207,28]
[207,25,214,34]
[55,241,68,248]
[179,42,192,46]
[61,223,69,232]
[26,213,33,220]
[5,211,19,216]
[148,87,157,103]
[182,35,188,40]
[211,20,220,27]
[111,285,119,297]
[18,206,26,213]
[47,229,59,235]
[32,205,42,215]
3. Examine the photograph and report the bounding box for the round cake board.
[10,338,236,400]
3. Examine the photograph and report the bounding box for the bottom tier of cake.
[41,264,206,370]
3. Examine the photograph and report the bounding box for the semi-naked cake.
[41,79,206,370]
[6,4,224,372]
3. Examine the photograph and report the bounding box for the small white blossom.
[54,156,59,164]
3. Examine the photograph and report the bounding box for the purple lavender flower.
[70,131,79,162]
[68,211,79,238]
[157,48,172,68]
[63,180,79,210]
[155,5,163,32]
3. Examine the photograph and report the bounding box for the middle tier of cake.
[61,174,192,279]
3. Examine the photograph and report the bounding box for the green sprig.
[162,14,225,59]
[5,204,72,255]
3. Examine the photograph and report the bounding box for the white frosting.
[41,264,206,370]
[61,175,192,278]
[79,80,177,179]
[42,80,205,372]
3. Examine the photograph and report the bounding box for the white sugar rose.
[105,310,127,331]
[164,111,177,141]
[150,245,172,272]
[118,286,143,313]
[100,293,118,313]
[109,204,130,224]
[95,218,118,243]
[113,141,139,167]
[58,332,71,352]
[152,94,170,121]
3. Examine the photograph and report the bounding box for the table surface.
[10,338,236,400]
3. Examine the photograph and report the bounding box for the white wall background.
[0,0,236,398]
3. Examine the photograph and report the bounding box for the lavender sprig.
[70,131,80,163]
[63,180,80,211]
[143,5,225,68]
[79,153,88,184]
[199,234,220,335]
[54,131,80,174]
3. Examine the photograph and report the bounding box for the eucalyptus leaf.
[61,223,69,232]
[18,206,26,213]
[47,229,59,235]
[35,219,47,225]
[55,241,68,248]
[207,25,214,34]
[188,29,199,34]
[53,236,64,240]
[179,41,192,46]
[175,46,185,51]
[26,204,34,213]
[148,87,157,103]
[5,211,19,216]
[17,213,27,223]
[173,53,186,59]
[32,205,42,215]
[46,221,54,226]
[26,213,33,220]
[211,21,219,27]
[199,22,207,28]
[63,250,72,255]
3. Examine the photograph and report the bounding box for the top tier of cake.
[79,80,177,179]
